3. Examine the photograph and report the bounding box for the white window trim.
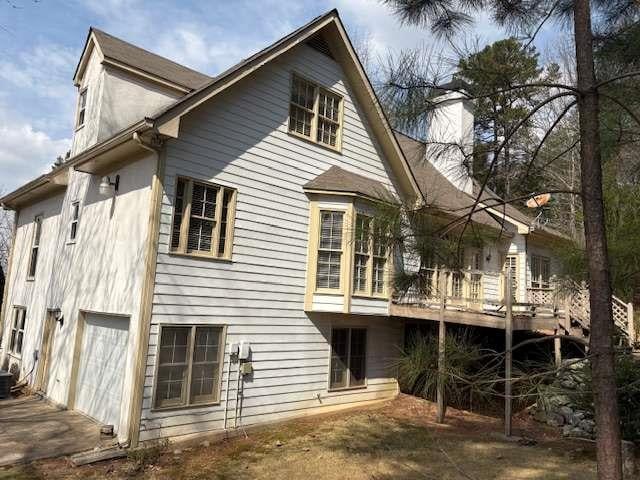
[27,214,43,281]
[76,87,88,130]
[67,200,80,244]
[8,306,26,357]
[152,323,227,411]
[288,73,344,152]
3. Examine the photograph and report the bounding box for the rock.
[569,410,586,426]
[549,394,571,407]
[562,426,588,438]
[275,440,283,447]
[558,406,574,423]
[546,412,565,427]
[577,419,595,434]
[560,378,577,389]
[201,440,210,448]
[622,440,637,479]
[173,449,182,455]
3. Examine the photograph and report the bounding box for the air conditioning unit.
[0,371,13,399]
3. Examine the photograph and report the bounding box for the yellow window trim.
[288,73,344,153]
[169,176,237,260]
[304,198,391,313]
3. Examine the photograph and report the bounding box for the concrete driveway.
[0,395,105,466]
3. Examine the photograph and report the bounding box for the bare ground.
[0,394,597,480]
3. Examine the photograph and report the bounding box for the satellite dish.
[525,193,551,208]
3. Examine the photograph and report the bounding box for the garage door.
[75,313,129,431]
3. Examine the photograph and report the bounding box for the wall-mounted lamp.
[99,175,120,196]
[50,308,63,327]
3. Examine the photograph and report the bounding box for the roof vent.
[306,34,334,59]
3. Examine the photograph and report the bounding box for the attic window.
[306,35,334,59]
[76,88,87,128]
[288,74,343,150]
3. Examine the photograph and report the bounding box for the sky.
[0,0,555,193]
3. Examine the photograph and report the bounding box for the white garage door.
[75,313,129,431]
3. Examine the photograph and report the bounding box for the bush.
[397,330,491,410]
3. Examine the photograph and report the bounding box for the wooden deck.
[389,303,559,331]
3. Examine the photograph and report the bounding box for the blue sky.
[0,0,554,192]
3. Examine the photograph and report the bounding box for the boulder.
[546,412,565,427]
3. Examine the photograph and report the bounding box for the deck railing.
[393,268,636,344]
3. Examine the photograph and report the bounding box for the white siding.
[140,44,404,441]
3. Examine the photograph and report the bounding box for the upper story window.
[288,75,342,150]
[76,88,87,128]
[69,201,80,243]
[531,255,551,289]
[316,210,344,290]
[27,215,42,279]
[351,214,388,297]
[170,177,237,259]
[9,307,26,356]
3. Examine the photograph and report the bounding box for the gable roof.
[75,28,212,91]
[5,10,425,209]
[304,166,397,203]
[147,9,423,203]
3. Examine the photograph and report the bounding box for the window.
[531,255,551,289]
[170,178,237,259]
[352,214,370,293]
[316,210,344,290]
[504,255,518,299]
[154,325,224,409]
[288,74,342,149]
[9,307,26,356]
[27,215,42,279]
[351,215,389,297]
[470,250,483,302]
[76,88,87,128]
[69,201,80,242]
[329,327,367,390]
[372,223,388,295]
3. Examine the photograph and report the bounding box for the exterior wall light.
[99,175,120,196]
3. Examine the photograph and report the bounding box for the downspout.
[127,131,165,448]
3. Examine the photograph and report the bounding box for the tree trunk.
[573,1,622,479]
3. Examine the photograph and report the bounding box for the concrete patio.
[0,395,106,466]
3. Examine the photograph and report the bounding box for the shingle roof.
[303,166,397,203]
[91,28,212,90]
[470,181,534,225]
[394,132,509,230]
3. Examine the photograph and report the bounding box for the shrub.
[396,330,491,410]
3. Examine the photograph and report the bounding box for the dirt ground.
[0,394,597,480]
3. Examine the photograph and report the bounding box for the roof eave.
[1,119,154,210]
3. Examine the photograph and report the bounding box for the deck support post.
[436,270,447,424]
[628,303,636,346]
[554,329,562,369]
[504,272,513,437]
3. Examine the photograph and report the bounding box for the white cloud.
[0,120,71,192]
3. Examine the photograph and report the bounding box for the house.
[0,9,633,447]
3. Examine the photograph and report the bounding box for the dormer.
[70,28,211,155]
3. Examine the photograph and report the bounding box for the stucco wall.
[1,154,156,441]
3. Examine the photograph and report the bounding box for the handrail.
[393,269,636,346]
